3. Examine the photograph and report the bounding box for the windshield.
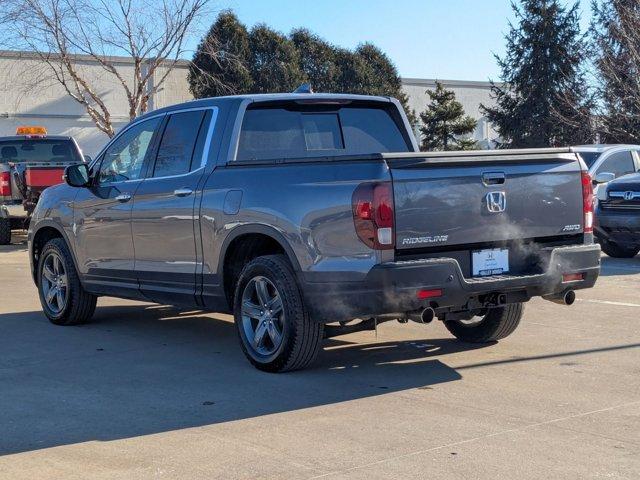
[0,139,81,164]
[576,152,602,168]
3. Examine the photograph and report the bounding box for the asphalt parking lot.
[0,233,638,479]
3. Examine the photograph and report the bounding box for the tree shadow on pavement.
[0,304,478,455]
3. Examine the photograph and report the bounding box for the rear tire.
[444,303,524,343]
[600,240,639,258]
[37,238,96,325]
[0,218,10,245]
[233,254,323,372]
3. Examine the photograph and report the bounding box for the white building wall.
[0,51,500,155]
[0,51,192,157]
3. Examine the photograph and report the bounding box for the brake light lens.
[417,289,442,299]
[0,171,11,197]
[562,273,584,282]
[581,171,594,233]
[352,182,394,250]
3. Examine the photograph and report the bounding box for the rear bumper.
[301,243,601,323]
[595,207,640,246]
[0,202,27,219]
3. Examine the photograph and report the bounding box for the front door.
[131,109,214,305]
[74,116,162,297]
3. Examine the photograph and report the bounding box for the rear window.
[236,104,410,161]
[0,139,81,164]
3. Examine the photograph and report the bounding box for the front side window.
[597,151,635,179]
[152,110,207,177]
[98,117,161,184]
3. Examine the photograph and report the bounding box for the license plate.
[472,248,509,276]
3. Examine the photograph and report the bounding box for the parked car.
[595,172,640,258]
[571,144,640,186]
[28,92,601,372]
[0,126,85,244]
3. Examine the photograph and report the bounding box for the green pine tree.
[188,10,253,98]
[290,28,339,92]
[482,0,593,148]
[248,24,305,93]
[419,82,477,151]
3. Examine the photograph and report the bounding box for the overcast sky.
[210,0,592,82]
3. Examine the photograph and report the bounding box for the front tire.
[233,254,323,372]
[600,240,639,258]
[0,218,10,245]
[37,238,97,325]
[444,303,524,343]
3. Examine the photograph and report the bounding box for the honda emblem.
[486,191,506,213]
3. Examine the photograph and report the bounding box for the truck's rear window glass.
[237,105,409,161]
[302,113,343,150]
[0,139,80,164]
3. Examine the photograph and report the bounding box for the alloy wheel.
[41,251,68,314]
[240,276,285,356]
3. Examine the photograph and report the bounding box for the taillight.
[0,171,11,197]
[352,182,394,250]
[581,171,594,233]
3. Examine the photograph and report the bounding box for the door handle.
[174,188,193,197]
[115,193,132,202]
[482,172,506,186]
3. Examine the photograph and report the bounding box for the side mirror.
[83,154,92,163]
[593,172,615,184]
[64,163,90,187]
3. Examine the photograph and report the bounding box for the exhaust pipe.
[544,290,576,306]
[406,307,436,324]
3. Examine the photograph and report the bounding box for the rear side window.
[236,104,410,161]
[153,110,206,177]
[0,139,81,164]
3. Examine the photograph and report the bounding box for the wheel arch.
[30,222,76,285]
[218,224,302,308]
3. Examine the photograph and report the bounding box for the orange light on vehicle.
[16,126,47,136]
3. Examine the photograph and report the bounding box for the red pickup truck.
[0,126,85,244]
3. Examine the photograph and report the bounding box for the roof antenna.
[293,83,313,94]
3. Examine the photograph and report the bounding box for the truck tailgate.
[385,150,584,251]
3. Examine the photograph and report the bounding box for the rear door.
[388,151,584,268]
[131,108,215,305]
[74,116,162,295]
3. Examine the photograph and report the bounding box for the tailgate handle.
[482,172,506,186]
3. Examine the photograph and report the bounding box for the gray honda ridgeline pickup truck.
[28,93,601,372]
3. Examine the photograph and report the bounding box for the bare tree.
[2,0,212,137]
[592,0,640,143]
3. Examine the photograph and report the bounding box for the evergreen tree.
[419,81,478,151]
[248,24,305,93]
[481,0,593,148]
[592,0,640,143]
[189,12,415,125]
[290,28,339,92]
[188,10,253,98]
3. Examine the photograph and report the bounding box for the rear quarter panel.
[199,160,391,284]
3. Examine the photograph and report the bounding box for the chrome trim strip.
[609,191,640,200]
